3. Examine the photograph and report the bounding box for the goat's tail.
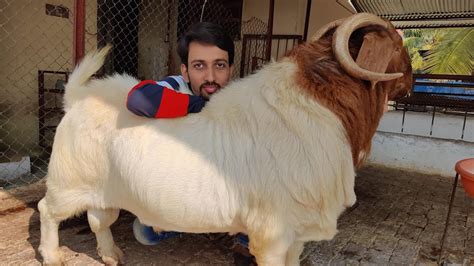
[63,45,112,111]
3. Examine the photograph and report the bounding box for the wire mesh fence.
[0,0,279,189]
[0,0,308,189]
[1,0,78,189]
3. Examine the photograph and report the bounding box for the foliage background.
[402,28,473,75]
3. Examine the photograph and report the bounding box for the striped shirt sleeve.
[126,79,206,118]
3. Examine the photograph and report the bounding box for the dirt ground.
[1,165,473,265]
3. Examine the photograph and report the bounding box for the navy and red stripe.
[127,80,206,118]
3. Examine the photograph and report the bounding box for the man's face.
[181,42,233,99]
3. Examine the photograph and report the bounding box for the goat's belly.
[105,125,242,233]
[123,194,242,234]
[109,173,241,234]
[137,215,242,234]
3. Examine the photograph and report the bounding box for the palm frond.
[403,29,422,38]
[423,28,474,74]
[403,36,423,50]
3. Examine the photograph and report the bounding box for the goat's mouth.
[388,83,411,101]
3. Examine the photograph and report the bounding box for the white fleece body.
[39,47,356,266]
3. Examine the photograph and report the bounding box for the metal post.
[38,71,45,148]
[401,107,406,133]
[73,0,86,65]
[429,106,436,136]
[265,0,275,62]
[303,0,312,41]
[461,110,468,139]
[439,173,459,264]
[240,35,248,78]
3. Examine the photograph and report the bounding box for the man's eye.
[216,63,227,69]
[194,63,203,69]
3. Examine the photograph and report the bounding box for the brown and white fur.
[38,13,412,265]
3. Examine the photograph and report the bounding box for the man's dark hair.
[178,22,235,66]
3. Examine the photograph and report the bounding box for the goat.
[38,13,412,265]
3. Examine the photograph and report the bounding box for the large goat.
[38,13,412,265]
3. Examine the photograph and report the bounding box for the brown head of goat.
[290,13,413,167]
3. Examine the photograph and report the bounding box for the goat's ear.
[355,31,396,75]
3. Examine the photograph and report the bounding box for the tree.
[424,28,473,75]
[402,29,433,73]
[402,28,474,75]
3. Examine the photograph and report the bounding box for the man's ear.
[230,64,234,75]
[180,64,189,82]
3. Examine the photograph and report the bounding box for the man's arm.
[127,80,206,118]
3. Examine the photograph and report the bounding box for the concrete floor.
[1,165,473,265]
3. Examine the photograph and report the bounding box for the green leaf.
[423,28,474,75]
[403,36,423,50]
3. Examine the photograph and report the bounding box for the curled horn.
[310,18,345,42]
[332,13,403,83]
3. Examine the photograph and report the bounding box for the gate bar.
[73,0,86,65]
[265,0,275,61]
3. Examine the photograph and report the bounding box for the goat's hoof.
[99,245,124,265]
[39,246,64,266]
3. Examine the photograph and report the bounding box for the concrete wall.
[368,111,474,177]
[379,110,474,142]
[368,131,474,177]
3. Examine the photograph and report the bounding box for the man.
[127,22,252,256]
[127,22,234,119]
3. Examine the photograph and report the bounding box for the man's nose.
[205,68,216,82]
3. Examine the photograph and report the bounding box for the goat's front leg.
[343,173,357,207]
[286,241,304,266]
[87,208,123,265]
[249,234,292,266]
[253,247,287,266]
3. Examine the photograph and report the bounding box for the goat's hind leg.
[38,196,77,265]
[87,208,123,265]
